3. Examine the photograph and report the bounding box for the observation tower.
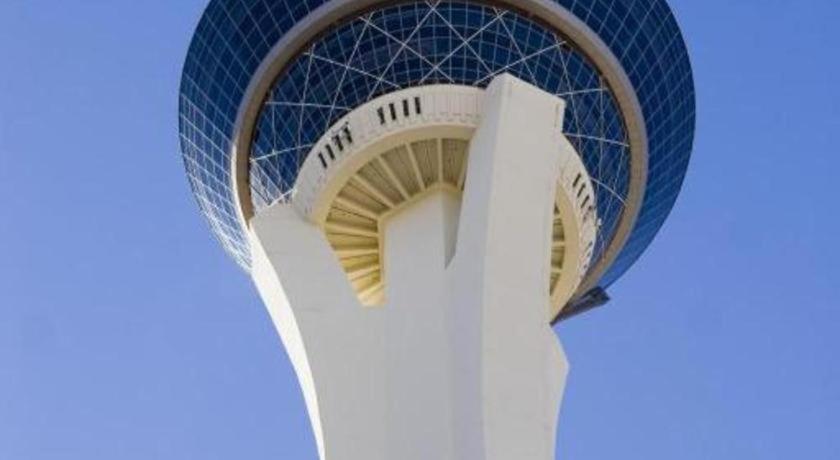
[178,1,695,459]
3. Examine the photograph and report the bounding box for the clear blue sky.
[1,1,838,458]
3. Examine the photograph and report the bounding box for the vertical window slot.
[377,107,386,125]
[343,126,353,144]
[325,144,335,160]
[414,96,422,114]
[389,102,397,121]
[333,135,344,151]
[318,153,327,169]
[402,99,410,117]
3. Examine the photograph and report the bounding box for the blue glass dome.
[178,0,695,289]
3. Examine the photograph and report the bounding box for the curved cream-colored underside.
[292,84,598,318]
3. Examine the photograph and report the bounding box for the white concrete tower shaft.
[248,75,596,460]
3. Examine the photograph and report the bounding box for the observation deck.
[179,0,695,319]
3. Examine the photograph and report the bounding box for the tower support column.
[447,76,569,460]
[249,75,571,460]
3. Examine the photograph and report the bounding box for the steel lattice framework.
[250,2,629,270]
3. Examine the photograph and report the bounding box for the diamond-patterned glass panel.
[178,0,695,288]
